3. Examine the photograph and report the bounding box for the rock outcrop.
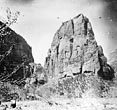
[0,21,34,84]
[25,63,47,86]
[44,14,114,81]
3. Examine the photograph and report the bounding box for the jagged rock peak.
[44,14,114,81]
[51,14,94,48]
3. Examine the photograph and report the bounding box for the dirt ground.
[1,97,117,110]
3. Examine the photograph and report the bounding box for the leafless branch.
[0,45,14,64]
[1,61,26,82]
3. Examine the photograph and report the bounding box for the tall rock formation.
[0,21,34,84]
[44,14,114,81]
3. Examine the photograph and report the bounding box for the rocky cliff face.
[109,49,117,77]
[0,21,34,85]
[44,14,114,81]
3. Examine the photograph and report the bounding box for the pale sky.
[0,0,117,66]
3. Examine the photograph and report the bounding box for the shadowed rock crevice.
[98,64,115,80]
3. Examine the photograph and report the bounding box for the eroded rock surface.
[44,14,114,81]
[108,49,117,77]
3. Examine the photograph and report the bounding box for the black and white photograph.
[0,0,117,110]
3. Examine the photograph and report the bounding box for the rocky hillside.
[0,21,34,85]
[43,14,115,98]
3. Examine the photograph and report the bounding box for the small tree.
[0,8,20,63]
[0,8,21,82]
